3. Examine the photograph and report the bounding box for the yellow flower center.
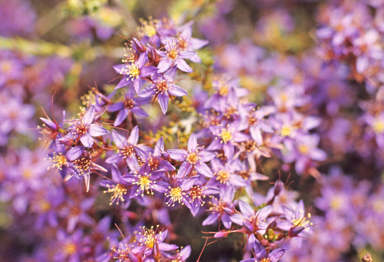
[280,125,292,137]
[155,80,169,93]
[166,187,184,207]
[220,129,232,143]
[186,152,199,164]
[119,145,135,158]
[218,85,229,96]
[64,243,77,255]
[168,48,179,60]
[298,144,309,155]
[121,64,140,79]
[216,170,229,183]
[104,184,128,205]
[373,120,384,134]
[291,213,312,228]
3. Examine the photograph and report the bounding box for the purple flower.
[203,187,237,229]
[132,227,178,258]
[60,106,109,148]
[168,133,215,178]
[47,144,85,179]
[141,137,175,171]
[100,164,131,207]
[157,40,195,73]
[66,150,108,192]
[124,163,168,198]
[113,52,158,93]
[106,126,151,171]
[139,73,187,114]
[207,121,250,160]
[232,201,273,234]
[107,89,151,126]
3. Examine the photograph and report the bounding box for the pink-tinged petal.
[190,38,209,49]
[188,53,201,63]
[80,133,94,148]
[153,138,164,157]
[231,175,247,187]
[158,92,169,115]
[176,58,193,73]
[140,65,158,77]
[309,148,327,161]
[250,126,262,144]
[269,248,286,262]
[176,162,192,178]
[133,78,142,94]
[168,85,187,97]
[139,85,156,97]
[115,76,132,89]
[195,162,213,178]
[164,66,177,78]
[179,51,196,59]
[113,64,125,74]
[131,106,148,117]
[233,132,250,142]
[82,106,95,125]
[128,126,139,145]
[111,164,122,182]
[250,172,269,181]
[137,52,148,68]
[40,117,56,129]
[83,173,91,192]
[112,130,127,148]
[207,138,222,150]
[65,146,85,161]
[200,151,216,162]
[222,213,232,229]
[114,109,129,127]
[158,243,178,251]
[158,58,173,73]
[168,149,188,161]
[223,143,234,160]
[257,205,273,220]
[295,199,305,218]
[89,124,109,137]
[159,160,175,171]
[67,216,79,232]
[108,102,124,112]
[202,212,220,226]
[239,200,254,217]
[180,245,191,260]
[93,163,108,173]
[188,133,198,151]
[230,214,243,225]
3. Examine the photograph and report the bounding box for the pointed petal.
[158,92,169,115]
[89,124,109,137]
[82,106,95,125]
[176,59,193,73]
[128,126,139,145]
[114,109,128,127]
[65,146,85,161]
[80,133,94,148]
[112,130,127,148]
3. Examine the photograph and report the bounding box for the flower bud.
[243,221,254,233]
[289,226,305,237]
[214,230,229,238]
